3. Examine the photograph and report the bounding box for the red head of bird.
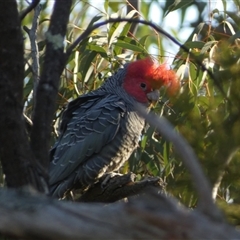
[122,57,179,104]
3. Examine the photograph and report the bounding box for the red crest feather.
[127,57,179,95]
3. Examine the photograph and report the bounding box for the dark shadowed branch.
[79,173,164,203]
[30,1,73,173]
[0,1,46,192]
[20,0,41,21]
[66,18,185,59]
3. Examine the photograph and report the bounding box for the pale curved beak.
[147,89,160,106]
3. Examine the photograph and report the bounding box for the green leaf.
[141,135,148,149]
[139,35,149,46]
[23,78,33,100]
[114,41,144,52]
[184,41,205,49]
[165,0,193,16]
[86,44,108,58]
[79,51,97,84]
[108,10,138,46]
[200,41,217,54]
[114,40,146,53]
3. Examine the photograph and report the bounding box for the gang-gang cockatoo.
[49,57,178,198]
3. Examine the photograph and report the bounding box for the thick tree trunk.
[0,0,46,192]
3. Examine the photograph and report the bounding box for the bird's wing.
[49,94,126,185]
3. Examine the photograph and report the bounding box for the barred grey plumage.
[49,58,177,198]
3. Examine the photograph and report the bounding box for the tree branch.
[30,1,73,173]
[19,0,40,21]
[23,4,41,111]
[0,0,46,192]
[135,103,224,222]
[0,188,239,239]
[79,173,164,203]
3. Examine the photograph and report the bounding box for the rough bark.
[30,1,72,172]
[0,0,46,192]
[0,188,239,240]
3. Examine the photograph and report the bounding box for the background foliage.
[5,0,239,226]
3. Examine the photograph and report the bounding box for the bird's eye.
[140,82,147,90]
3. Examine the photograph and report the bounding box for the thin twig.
[135,103,224,222]
[126,0,140,36]
[20,0,40,21]
[23,4,41,110]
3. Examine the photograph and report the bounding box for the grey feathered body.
[49,66,146,198]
